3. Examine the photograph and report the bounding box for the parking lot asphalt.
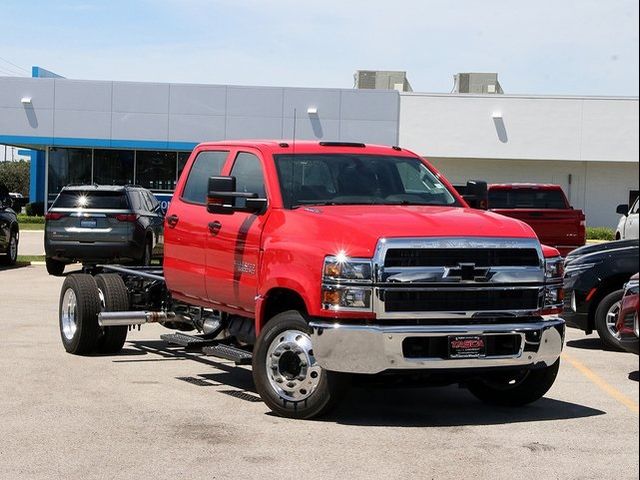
[0,264,638,480]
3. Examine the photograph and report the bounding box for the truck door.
[205,150,269,314]
[163,150,229,302]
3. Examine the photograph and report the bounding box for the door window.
[181,151,228,204]
[230,152,266,208]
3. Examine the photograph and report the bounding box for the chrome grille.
[384,248,540,267]
[372,237,545,319]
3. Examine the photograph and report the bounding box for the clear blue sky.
[1,0,638,96]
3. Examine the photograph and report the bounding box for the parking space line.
[563,352,639,414]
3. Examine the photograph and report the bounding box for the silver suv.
[45,185,164,275]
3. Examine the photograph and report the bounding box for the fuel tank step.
[160,332,219,350]
[203,344,253,365]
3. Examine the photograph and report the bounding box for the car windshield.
[488,189,567,209]
[274,154,458,209]
[52,190,129,209]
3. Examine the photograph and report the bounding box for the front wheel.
[252,310,350,419]
[594,289,624,351]
[467,360,560,406]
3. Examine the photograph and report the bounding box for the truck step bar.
[160,332,219,350]
[203,344,253,365]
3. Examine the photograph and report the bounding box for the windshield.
[488,189,568,209]
[274,154,459,209]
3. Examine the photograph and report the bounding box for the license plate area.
[80,219,97,228]
[448,335,486,359]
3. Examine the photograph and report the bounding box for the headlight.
[542,256,564,315]
[322,254,373,311]
[321,286,372,310]
[544,256,564,279]
[322,255,373,282]
[624,279,639,297]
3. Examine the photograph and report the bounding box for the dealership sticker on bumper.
[449,335,486,358]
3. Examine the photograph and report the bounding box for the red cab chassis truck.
[58,141,565,419]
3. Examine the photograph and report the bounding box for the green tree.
[0,160,30,196]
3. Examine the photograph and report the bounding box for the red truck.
[486,184,586,257]
[56,141,566,419]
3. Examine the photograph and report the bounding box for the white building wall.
[399,93,639,162]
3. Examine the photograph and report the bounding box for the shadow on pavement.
[324,386,606,427]
[0,261,31,272]
[566,338,622,352]
[116,339,605,427]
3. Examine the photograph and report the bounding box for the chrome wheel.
[265,329,322,402]
[606,300,622,337]
[61,288,78,341]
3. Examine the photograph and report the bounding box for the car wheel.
[59,274,102,355]
[95,273,129,354]
[467,360,560,406]
[139,239,152,266]
[46,257,66,276]
[594,289,624,351]
[0,230,18,265]
[252,310,350,419]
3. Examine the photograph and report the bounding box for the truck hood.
[266,205,538,258]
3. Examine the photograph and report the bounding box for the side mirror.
[616,204,629,216]
[462,180,488,210]
[206,176,267,215]
[0,196,12,210]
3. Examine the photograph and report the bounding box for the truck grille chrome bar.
[372,237,546,319]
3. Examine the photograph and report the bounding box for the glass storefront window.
[178,152,191,181]
[136,151,177,191]
[48,147,92,197]
[93,149,134,186]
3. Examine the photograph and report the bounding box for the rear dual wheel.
[59,273,128,355]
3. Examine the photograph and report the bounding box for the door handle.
[166,215,179,228]
[208,221,222,234]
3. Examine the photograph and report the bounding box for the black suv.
[562,239,639,349]
[45,185,164,275]
[0,183,19,266]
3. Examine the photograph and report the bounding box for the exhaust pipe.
[98,311,176,327]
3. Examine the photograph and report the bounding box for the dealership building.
[0,68,637,227]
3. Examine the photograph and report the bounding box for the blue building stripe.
[0,134,197,151]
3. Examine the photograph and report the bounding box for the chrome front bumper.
[309,318,565,374]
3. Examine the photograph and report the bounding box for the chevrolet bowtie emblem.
[446,263,490,282]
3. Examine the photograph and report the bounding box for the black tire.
[46,257,65,276]
[59,274,102,355]
[95,273,129,354]
[594,289,625,351]
[468,360,560,406]
[252,310,350,419]
[139,238,152,266]
[0,229,18,266]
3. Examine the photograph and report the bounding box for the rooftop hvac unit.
[453,73,504,94]
[354,70,413,92]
